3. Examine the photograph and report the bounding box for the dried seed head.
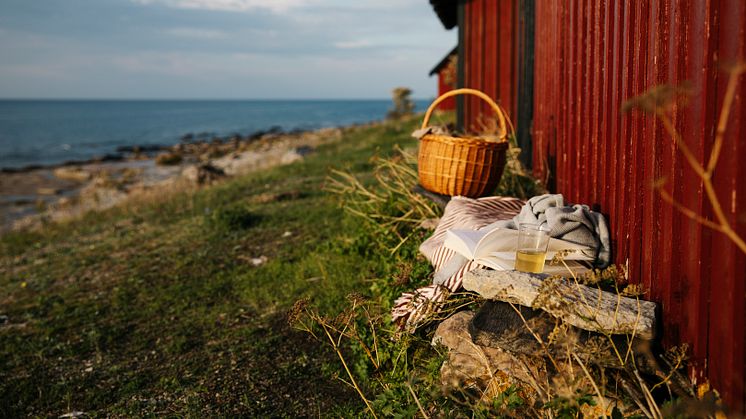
[621,283,648,297]
[287,298,310,325]
[346,292,366,305]
[622,83,692,114]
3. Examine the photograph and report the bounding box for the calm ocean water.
[0,99,429,170]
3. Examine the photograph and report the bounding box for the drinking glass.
[514,223,550,273]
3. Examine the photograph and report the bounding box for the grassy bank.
[0,118,428,417]
[2,114,708,418]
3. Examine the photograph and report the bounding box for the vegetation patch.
[0,119,419,417]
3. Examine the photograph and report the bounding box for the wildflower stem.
[406,381,429,419]
[572,353,608,419]
[707,64,746,174]
[320,323,378,419]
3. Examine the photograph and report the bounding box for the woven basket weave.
[418,88,510,198]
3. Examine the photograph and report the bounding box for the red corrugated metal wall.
[436,74,456,110]
[462,0,518,132]
[530,0,746,410]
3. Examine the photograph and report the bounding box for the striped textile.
[392,196,524,332]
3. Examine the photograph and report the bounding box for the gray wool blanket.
[491,194,612,267]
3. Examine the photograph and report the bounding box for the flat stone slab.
[462,269,657,339]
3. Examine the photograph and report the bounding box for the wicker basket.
[417,88,510,198]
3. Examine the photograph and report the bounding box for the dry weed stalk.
[325,146,440,253]
[288,295,380,418]
[624,60,746,255]
[405,381,430,419]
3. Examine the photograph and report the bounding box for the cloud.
[0,0,457,98]
[133,0,314,13]
[333,39,373,49]
[163,27,228,39]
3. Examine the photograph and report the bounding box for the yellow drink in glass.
[514,249,547,273]
[514,224,550,273]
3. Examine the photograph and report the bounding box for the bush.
[207,203,258,230]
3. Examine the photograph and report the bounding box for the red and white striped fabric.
[392,196,524,331]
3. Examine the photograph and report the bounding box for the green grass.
[0,118,424,417]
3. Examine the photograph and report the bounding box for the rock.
[469,300,628,367]
[250,256,268,266]
[91,154,124,163]
[115,144,166,153]
[229,135,242,149]
[182,164,226,185]
[53,167,92,182]
[433,311,544,401]
[59,411,87,418]
[57,197,73,208]
[36,187,59,196]
[462,269,657,339]
[280,147,313,164]
[295,145,314,156]
[79,184,128,210]
[469,300,556,356]
[155,152,183,166]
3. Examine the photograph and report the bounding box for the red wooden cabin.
[429,0,746,412]
[429,47,458,111]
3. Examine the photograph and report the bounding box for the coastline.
[0,122,373,233]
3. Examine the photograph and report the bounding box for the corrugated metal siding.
[462,0,518,132]
[436,74,456,110]
[530,0,746,410]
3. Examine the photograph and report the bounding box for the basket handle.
[421,88,508,139]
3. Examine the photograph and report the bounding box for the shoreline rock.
[0,124,316,174]
[1,124,348,233]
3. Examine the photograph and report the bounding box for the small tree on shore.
[387,87,415,120]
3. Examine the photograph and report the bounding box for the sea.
[0,99,430,170]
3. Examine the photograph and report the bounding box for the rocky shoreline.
[0,123,366,233]
[0,125,301,175]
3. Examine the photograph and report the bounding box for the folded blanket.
[492,194,611,267]
[392,196,523,331]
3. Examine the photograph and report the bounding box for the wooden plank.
[589,0,602,206]
[708,0,746,410]
[618,0,635,286]
[462,269,657,339]
[629,0,647,296]
[607,0,622,264]
[484,0,497,123]
[679,0,712,387]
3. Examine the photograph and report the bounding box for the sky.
[0,0,456,99]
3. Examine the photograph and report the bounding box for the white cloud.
[163,27,228,39]
[133,0,314,13]
[333,39,373,49]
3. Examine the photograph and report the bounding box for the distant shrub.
[208,203,258,230]
[387,87,415,120]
